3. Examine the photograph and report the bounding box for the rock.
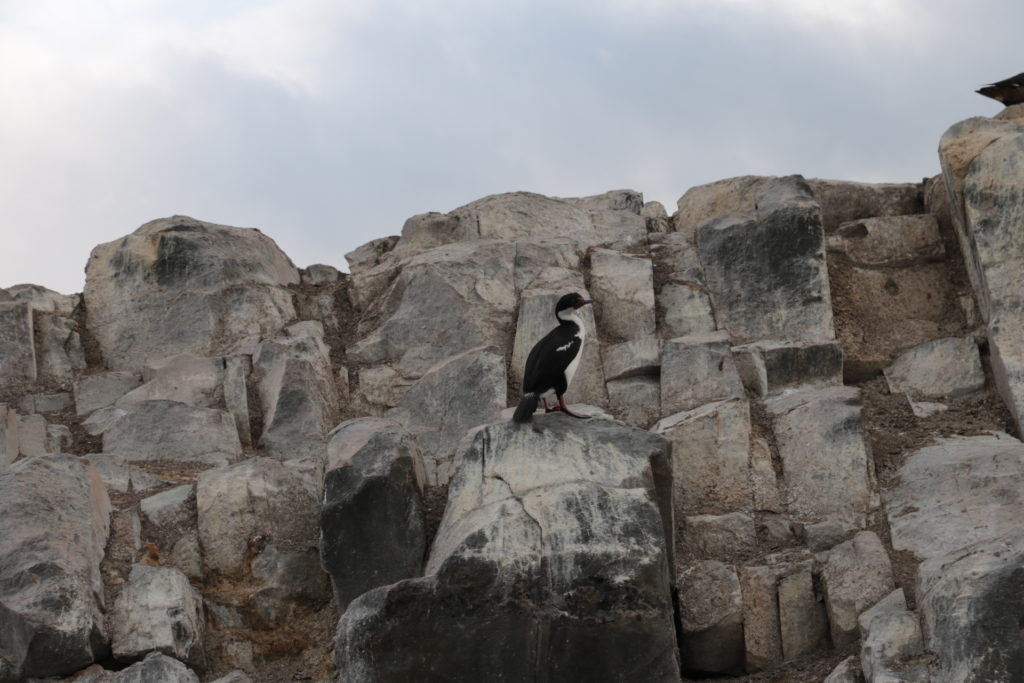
[223,355,252,448]
[805,520,851,552]
[588,249,656,341]
[84,455,165,494]
[117,354,225,409]
[253,334,337,460]
[0,455,111,678]
[827,214,944,266]
[83,215,299,371]
[34,314,86,383]
[349,241,516,368]
[824,655,861,683]
[648,233,716,339]
[602,338,660,382]
[511,237,585,292]
[388,346,506,482]
[18,392,72,414]
[4,283,78,315]
[777,567,828,661]
[679,561,744,676]
[732,340,843,397]
[642,201,668,219]
[302,263,340,285]
[885,432,1024,560]
[681,512,756,559]
[0,404,16,474]
[446,192,595,244]
[564,190,647,244]
[821,531,895,646]
[675,175,775,243]
[884,336,985,399]
[906,394,949,418]
[353,365,412,415]
[247,544,330,627]
[94,651,201,682]
[510,290,606,408]
[345,235,400,273]
[335,415,679,682]
[739,565,785,672]
[606,376,661,429]
[697,176,835,343]
[140,484,193,530]
[46,424,72,453]
[765,386,873,525]
[858,589,923,683]
[320,418,426,611]
[111,564,204,666]
[749,437,783,513]
[0,601,32,683]
[806,179,922,234]
[74,372,143,416]
[102,400,242,467]
[17,414,47,457]
[917,533,1024,683]
[653,398,752,512]
[661,331,744,415]
[0,302,35,384]
[197,457,320,577]
[209,671,253,683]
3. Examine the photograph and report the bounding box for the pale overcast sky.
[0,0,1016,294]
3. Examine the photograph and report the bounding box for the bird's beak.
[576,299,592,308]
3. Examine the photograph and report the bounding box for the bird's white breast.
[562,310,586,388]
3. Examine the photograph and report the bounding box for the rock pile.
[1,107,1023,682]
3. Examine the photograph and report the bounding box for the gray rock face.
[733,340,843,397]
[827,214,943,266]
[388,346,506,483]
[821,531,895,647]
[661,331,744,415]
[675,175,775,243]
[917,533,1024,683]
[17,414,47,457]
[606,376,661,429]
[74,371,143,416]
[885,432,1024,560]
[83,215,299,371]
[679,561,744,676]
[777,567,828,661]
[681,512,756,559]
[588,249,656,341]
[697,176,835,343]
[84,454,164,494]
[858,589,923,683]
[0,404,16,474]
[34,313,86,383]
[0,455,111,678]
[102,400,242,466]
[0,302,35,384]
[320,418,425,611]
[335,415,679,682]
[111,564,204,666]
[446,192,595,244]
[806,179,922,234]
[648,233,715,339]
[118,354,225,409]
[0,601,32,683]
[884,336,985,399]
[4,283,78,315]
[85,652,201,682]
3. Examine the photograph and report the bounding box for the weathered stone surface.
[74,371,143,416]
[84,215,299,371]
[103,400,242,466]
[749,437,782,513]
[349,241,516,368]
[675,175,775,243]
[821,531,895,647]
[858,589,923,683]
[0,455,111,678]
[46,424,72,454]
[766,386,873,525]
[917,533,1024,683]
[805,520,851,552]
[778,567,828,661]
[606,377,661,429]
[733,340,843,397]
[4,283,78,316]
[111,564,203,666]
[140,484,193,531]
[824,655,861,683]
[254,334,337,460]
[510,290,605,408]
[697,176,835,343]
[223,355,252,448]
[389,346,506,482]
[653,398,752,513]
[885,432,1024,560]
[34,314,86,383]
[661,331,744,415]
[446,192,594,244]
[320,418,425,612]
[335,415,679,682]
[117,354,225,409]
[648,232,716,339]
[246,544,330,628]
[739,565,784,673]
[84,454,165,494]
[17,414,47,457]
[643,200,667,219]
[681,512,756,559]
[0,405,16,474]
[884,336,985,399]
[588,249,656,341]
[345,235,400,273]
[510,238,585,292]
[0,600,32,683]
[302,263,340,286]
[85,651,202,682]
[18,392,72,414]
[827,214,943,266]
[806,179,922,234]
[679,561,744,676]
[603,338,659,382]
[0,301,35,384]
[564,190,648,244]
[197,457,320,576]
[352,365,412,415]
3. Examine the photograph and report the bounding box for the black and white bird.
[977,72,1024,105]
[512,292,593,423]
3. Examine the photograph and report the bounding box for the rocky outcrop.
[335,416,679,682]
[0,302,35,384]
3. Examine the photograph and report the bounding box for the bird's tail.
[512,393,539,423]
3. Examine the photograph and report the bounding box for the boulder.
[46,424,73,454]
[510,237,586,292]
[805,179,922,234]
[883,336,985,399]
[678,561,744,676]
[0,405,16,474]
[388,346,506,482]
[660,331,744,416]
[320,418,426,611]
[34,314,86,383]
[603,338,659,382]
[917,533,1024,683]
[253,334,338,460]
[117,354,225,409]
[82,652,201,682]
[648,233,715,339]
[102,400,242,467]
[821,531,895,647]
[84,454,165,494]
[653,398,752,513]
[0,601,32,683]
[675,176,775,243]
[111,564,204,666]
[18,392,72,414]
[0,455,111,678]
[17,414,47,457]
[196,457,320,577]
[446,192,596,244]
[697,176,835,343]
[826,214,944,266]
[302,263,340,286]
[765,386,873,525]
[738,565,785,672]
[74,372,143,416]
[0,302,35,384]
[223,355,252,448]
[83,215,299,371]
[680,512,756,559]
[563,190,647,244]
[732,340,843,397]
[588,249,656,342]
[824,656,861,683]
[345,235,400,274]
[885,432,1024,560]
[777,566,828,661]
[510,290,605,408]
[335,415,679,682]
[858,589,923,683]
[606,377,661,429]
[4,283,78,316]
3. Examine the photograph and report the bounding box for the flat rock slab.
[102,400,242,467]
[885,432,1024,560]
[884,336,985,399]
[74,372,143,416]
[588,249,656,341]
[826,214,943,266]
[0,455,112,678]
[661,331,744,415]
[335,415,679,682]
[111,563,204,666]
[0,301,35,384]
[821,531,895,647]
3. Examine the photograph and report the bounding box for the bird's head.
[556,292,592,313]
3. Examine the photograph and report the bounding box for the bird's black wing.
[522,325,581,395]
